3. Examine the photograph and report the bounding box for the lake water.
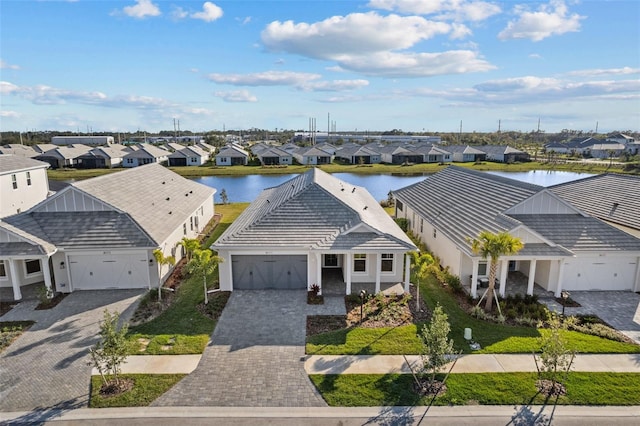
[193,170,595,204]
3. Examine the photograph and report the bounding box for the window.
[478,262,487,276]
[396,200,403,212]
[26,171,32,186]
[127,158,133,164]
[25,259,42,275]
[183,223,187,235]
[381,253,394,272]
[420,219,423,233]
[190,216,194,231]
[353,254,366,272]
[0,261,6,279]
[433,228,437,239]
[324,254,338,267]
[11,174,17,189]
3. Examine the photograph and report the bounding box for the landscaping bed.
[35,292,68,310]
[89,374,185,408]
[0,321,34,353]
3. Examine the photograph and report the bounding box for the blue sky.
[1,0,639,134]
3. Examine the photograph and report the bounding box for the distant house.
[212,168,416,293]
[196,141,216,154]
[476,145,530,163]
[414,144,452,163]
[122,143,169,168]
[586,143,626,159]
[254,146,292,166]
[446,145,487,162]
[0,145,40,159]
[378,145,423,164]
[0,155,50,218]
[215,145,249,166]
[168,145,210,166]
[544,142,569,155]
[76,144,131,169]
[0,164,215,300]
[393,166,640,298]
[334,144,381,164]
[34,145,92,169]
[52,136,114,146]
[292,146,333,165]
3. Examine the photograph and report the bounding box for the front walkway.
[152,290,341,407]
[0,290,142,412]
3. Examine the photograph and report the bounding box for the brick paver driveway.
[152,290,329,407]
[0,290,142,412]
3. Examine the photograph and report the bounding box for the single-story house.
[414,144,452,163]
[215,145,249,166]
[0,144,41,159]
[35,145,92,169]
[254,146,292,166]
[476,145,530,163]
[586,143,626,159]
[393,166,640,298]
[379,145,423,164]
[76,144,131,169]
[0,155,50,218]
[168,145,210,166]
[292,146,333,165]
[334,144,382,164]
[446,145,488,162]
[0,164,215,300]
[212,168,416,294]
[122,144,169,167]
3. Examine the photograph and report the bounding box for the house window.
[420,219,423,233]
[396,200,403,211]
[11,174,17,189]
[0,261,6,279]
[25,259,42,276]
[433,228,437,239]
[381,253,394,272]
[183,223,187,235]
[478,262,487,276]
[26,171,32,186]
[353,254,366,272]
[190,216,194,231]
[127,158,133,164]
[324,254,338,267]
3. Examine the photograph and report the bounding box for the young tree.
[468,231,524,312]
[89,309,129,389]
[185,248,223,305]
[419,304,455,386]
[153,249,176,302]
[219,188,229,205]
[536,311,576,396]
[178,237,200,262]
[410,251,434,311]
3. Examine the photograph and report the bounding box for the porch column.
[499,259,508,297]
[345,253,352,295]
[527,259,537,296]
[9,259,22,301]
[555,259,565,298]
[471,258,479,298]
[316,252,322,295]
[375,253,381,294]
[42,256,53,293]
[404,253,411,293]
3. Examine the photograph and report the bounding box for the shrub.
[395,218,409,232]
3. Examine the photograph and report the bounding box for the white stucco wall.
[0,166,49,218]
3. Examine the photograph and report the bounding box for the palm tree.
[153,249,176,302]
[410,251,434,311]
[178,237,200,262]
[468,231,524,312]
[185,249,223,305]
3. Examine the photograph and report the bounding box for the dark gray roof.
[0,154,50,174]
[550,174,640,231]
[510,214,640,251]
[393,166,541,253]
[5,211,155,249]
[0,241,46,256]
[213,168,415,251]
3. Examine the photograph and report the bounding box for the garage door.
[69,253,150,290]
[563,257,637,291]
[232,255,307,290]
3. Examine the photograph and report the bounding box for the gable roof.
[123,144,169,159]
[213,168,415,251]
[0,154,50,174]
[168,145,208,159]
[216,145,249,157]
[550,173,640,232]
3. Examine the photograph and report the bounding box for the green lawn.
[89,374,185,408]
[306,274,640,355]
[310,372,640,406]
[202,203,250,249]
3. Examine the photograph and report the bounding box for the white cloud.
[208,71,322,86]
[299,80,370,92]
[121,0,161,19]
[529,53,542,59]
[214,90,258,102]
[0,111,20,118]
[1,81,20,94]
[171,6,188,20]
[0,60,20,70]
[566,67,640,77]
[498,0,584,42]
[237,16,251,25]
[191,2,223,22]
[367,0,501,22]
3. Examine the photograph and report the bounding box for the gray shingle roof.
[393,166,541,253]
[0,219,57,255]
[213,168,415,251]
[0,154,50,174]
[550,174,640,232]
[5,211,155,249]
[71,164,215,244]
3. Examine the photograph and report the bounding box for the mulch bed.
[196,291,231,321]
[536,379,567,397]
[413,379,448,397]
[35,292,68,310]
[307,291,324,305]
[556,297,581,307]
[98,378,135,398]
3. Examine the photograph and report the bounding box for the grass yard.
[0,321,34,353]
[202,203,250,249]
[89,374,185,408]
[306,274,640,355]
[310,372,640,406]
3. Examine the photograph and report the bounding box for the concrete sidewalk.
[110,353,640,375]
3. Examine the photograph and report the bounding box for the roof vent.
[162,181,165,184]
[185,193,189,196]
[166,197,170,201]
[363,206,368,210]
[352,188,356,193]
[168,211,172,214]
[609,202,619,216]
[190,190,193,194]
[267,200,270,203]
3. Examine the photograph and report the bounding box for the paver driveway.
[152,290,335,407]
[0,290,142,412]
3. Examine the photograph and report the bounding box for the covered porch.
[0,256,54,301]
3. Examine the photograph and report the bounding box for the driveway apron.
[0,290,142,412]
[152,290,328,407]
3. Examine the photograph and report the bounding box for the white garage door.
[563,256,637,291]
[69,253,150,290]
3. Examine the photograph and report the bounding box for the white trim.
[352,253,368,274]
[23,258,43,278]
[0,260,7,281]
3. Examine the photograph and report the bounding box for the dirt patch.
[35,292,68,310]
[0,301,17,317]
[307,291,324,305]
[130,260,186,326]
[196,291,231,321]
[98,378,135,398]
[536,379,567,397]
[413,379,448,397]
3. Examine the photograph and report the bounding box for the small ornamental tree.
[419,304,455,386]
[89,310,129,390]
[219,188,229,205]
[535,310,576,396]
[410,251,434,311]
[186,249,223,305]
[153,249,176,302]
[178,237,201,262]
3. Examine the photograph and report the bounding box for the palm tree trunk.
[203,274,208,305]
[484,259,498,311]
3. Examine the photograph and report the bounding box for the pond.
[193,170,595,204]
